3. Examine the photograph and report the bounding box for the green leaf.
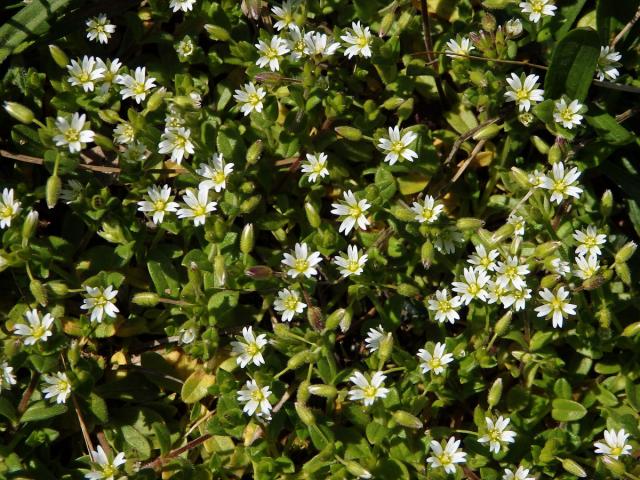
[551,399,587,421]
[374,167,397,201]
[121,425,152,460]
[181,370,216,404]
[0,397,18,423]
[544,28,600,102]
[585,111,634,146]
[397,174,429,195]
[21,401,67,423]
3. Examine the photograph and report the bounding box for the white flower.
[177,187,217,226]
[574,254,599,280]
[487,280,515,309]
[508,214,526,237]
[330,190,371,235]
[478,416,517,454]
[550,257,571,277]
[594,428,632,459]
[158,127,195,164]
[178,327,197,345]
[512,287,532,311]
[540,162,583,204]
[95,58,123,93]
[378,126,418,165]
[196,154,234,192]
[13,309,54,345]
[85,445,126,480]
[535,287,576,328]
[81,286,119,323]
[273,288,306,322]
[364,325,388,353]
[231,326,268,368]
[553,98,584,129]
[0,188,21,229]
[341,21,372,59]
[495,256,530,291]
[233,82,266,116]
[286,26,307,60]
[301,152,329,183]
[434,227,464,254]
[53,113,95,154]
[504,73,544,112]
[137,185,179,224]
[503,466,535,480]
[271,0,297,31]
[519,0,556,23]
[86,14,115,44]
[528,169,545,188]
[445,37,474,57]
[176,36,194,59]
[573,225,607,257]
[255,36,290,71]
[238,379,272,419]
[303,31,340,57]
[418,342,454,375]
[170,0,196,13]
[334,245,368,278]
[504,19,524,38]
[411,195,443,223]
[468,244,499,272]
[597,46,622,82]
[452,267,490,305]
[428,289,462,324]
[116,66,156,104]
[67,56,105,92]
[165,111,185,129]
[427,437,467,475]
[0,362,17,393]
[42,371,71,404]
[281,242,323,279]
[347,371,389,407]
[113,122,135,145]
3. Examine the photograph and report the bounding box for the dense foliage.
[1,0,640,479]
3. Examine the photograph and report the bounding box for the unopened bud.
[30,279,48,306]
[240,224,255,254]
[378,334,394,364]
[602,456,626,476]
[615,241,637,264]
[540,274,559,290]
[510,167,531,189]
[340,307,352,332]
[4,102,34,124]
[22,211,38,245]
[481,12,497,32]
[392,410,423,429]
[397,283,419,297]
[246,140,263,165]
[46,175,62,209]
[494,310,512,337]
[287,350,313,370]
[472,123,502,141]
[297,380,310,404]
[456,217,484,230]
[132,292,160,307]
[615,262,632,285]
[295,402,316,426]
[597,304,612,329]
[488,378,503,408]
[47,280,68,296]
[97,109,122,124]
[561,458,587,478]
[240,195,261,214]
[582,274,606,291]
[622,321,640,337]
[421,241,434,268]
[48,44,69,68]
[308,384,337,398]
[325,308,347,331]
[304,202,321,228]
[214,254,226,287]
[534,241,561,258]
[491,223,515,243]
[145,88,166,113]
[379,11,394,37]
[245,265,272,279]
[600,189,613,218]
[531,135,549,154]
[390,204,415,222]
[307,305,323,331]
[504,18,523,38]
[335,126,362,141]
[548,144,562,164]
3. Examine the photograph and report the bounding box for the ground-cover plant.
[1,0,640,478]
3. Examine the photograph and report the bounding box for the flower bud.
[390,204,415,222]
[46,174,62,209]
[297,380,310,404]
[494,310,512,337]
[304,202,321,228]
[392,410,423,429]
[344,460,372,479]
[308,384,337,398]
[456,217,484,231]
[622,321,640,337]
[561,458,587,478]
[397,283,419,297]
[335,126,363,141]
[539,273,559,290]
[4,102,34,124]
[505,18,523,38]
[48,44,69,68]
[246,139,263,165]
[602,456,626,476]
[324,308,347,331]
[472,123,502,141]
[548,143,562,164]
[378,333,394,364]
[488,378,503,408]
[214,254,226,287]
[615,262,632,285]
[481,12,497,32]
[518,112,534,127]
[491,223,514,243]
[582,274,606,291]
[145,88,166,113]
[600,189,613,219]
[615,241,637,264]
[240,223,255,254]
[421,241,434,268]
[245,265,273,279]
[30,278,48,306]
[534,241,561,258]
[132,292,160,307]
[510,167,531,189]
[340,307,352,332]
[47,280,69,296]
[295,401,316,426]
[273,323,298,340]
[287,350,313,370]
[379,11,394,38]
[307,305,323,331]
[22,210,39,246]
[240,195,261,214]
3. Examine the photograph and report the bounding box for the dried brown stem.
[17,372,40,415]
[419,0,446,106]
[611,6,640,48]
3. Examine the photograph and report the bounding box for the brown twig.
[442,117,500,168]
[450,140,486,184]
[17,372,40,415]
[140,434,213,471]
[412,50,549,71]
[0,149,120,174]
[72,394,96,462]
[611,5,640,48]
[419,0,447,106]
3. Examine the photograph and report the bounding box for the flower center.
[347,260,360,273]
[58,379,69,392]
[248,92,262,106]
[516,88,530,101]
[390,140,406,155]
[246,342,261,357]
[154,200,166,211]
[357,36,369,48]
[437,452,452,465]
[284,296,299,311]
[213,171,226,184]
[505,265,518,279]
[438,300,451,312]
[31,325,46,340]
[363,385,377,399]
[610,446,622,457]
[266,47,280,60]
[312,162,325,174]
[134,82,147,95]
[560,108,574,122]
[251,388,265,402]
[349,205,362,218]
[79,72,92,83]
[584,237,597,247]
[294,258,309,273]
[193,205,207,217]
[429,358,442,370]
[550,298,563,311]
[101,465,118,477]
[1,205,14,218]
[531,0,545,13]
[64,128,80,143]
[489,429,501,442]
[468,283,480,295]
